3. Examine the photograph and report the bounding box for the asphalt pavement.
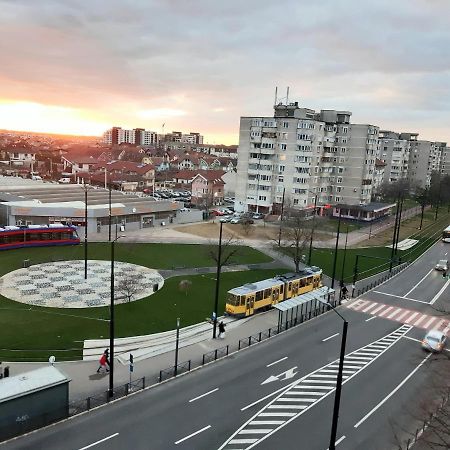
[3,240,449,450]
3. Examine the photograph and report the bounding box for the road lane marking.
[362,303,378,313]
[354,353,431,428]
[261,367,298,385]
[189,388,219,403]
[371,304,386,315]
[220,325,412,450]
[423,317,437,329]
[378,306,394,317]
[395,310,410,322]
[332,435,346,447]
[365,316,377,322]
[387,308,403,319]
[413,315,427,327]
[430,279,450,305]
[78,433,119,450]
[402,335,422,344]
[267,356,288,367]
[175,425,211,445]
[372,291,428,304]
[404,268,433,297]
[405,312,419,324]
[322,333,339,342]
[241,381,297,411]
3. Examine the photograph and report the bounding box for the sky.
[0,0,449,145]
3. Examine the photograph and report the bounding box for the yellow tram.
[225,267,323,317]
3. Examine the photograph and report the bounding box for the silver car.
[435,259,448,271]
[422,330,447,352]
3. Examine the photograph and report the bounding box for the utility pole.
[389,195,401,272]
[212,222,223,339]
[308,193,318,265]
[277,187,286,247]
[330,209,342,290]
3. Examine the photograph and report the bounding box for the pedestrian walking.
[341,285,348,300]
[97,349,109,373]
[218,321,226,339]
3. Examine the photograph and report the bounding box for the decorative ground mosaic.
[0,260,164,308]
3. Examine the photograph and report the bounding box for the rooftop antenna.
[274,86,278,106]
[286,87,290,105]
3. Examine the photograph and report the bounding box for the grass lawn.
[309,210,450,283]
[0,242,272,275]
[0,268,285,361]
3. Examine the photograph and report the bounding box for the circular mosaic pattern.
[0,260,164,308]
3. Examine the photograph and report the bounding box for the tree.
[414,187,430,230]
[240,219,253,237]
[379,179,411,202]
[178,279,192,296]
[207,232,241,269]
[116,270,142,303]
[276,212,311,272]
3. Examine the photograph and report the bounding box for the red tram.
[0,224,80,250]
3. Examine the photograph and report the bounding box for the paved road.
[3,241,449,450]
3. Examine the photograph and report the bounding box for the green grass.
[0,242,272,275]
[308,210,450,283]
[0,268,285,361]
[0,241,274,361]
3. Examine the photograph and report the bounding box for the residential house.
[191,170,225,207]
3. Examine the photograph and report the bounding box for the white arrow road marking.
[261,367,298,385]
[220,324,412,450]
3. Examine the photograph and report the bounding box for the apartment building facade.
[440,145,450,176]
[408,139,444,189]
[103,127,158,146]
[235,102,379,214]
[378,131,411,184]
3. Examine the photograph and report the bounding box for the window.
[258,195,266,201]
[283,122,289,128]
[280,143,287,150]
[337,177,343,183]
[255,290,263,301]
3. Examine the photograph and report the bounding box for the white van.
[31,175,43,181]
[58,178,71,184]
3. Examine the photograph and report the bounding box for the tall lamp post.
[82,182,90,280]
[339,224,349,299]
[308,192,319,266]
[212,221,223,339]
[109,234,125,398]
[317,297,348,450]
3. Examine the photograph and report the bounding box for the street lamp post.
[212,221,223,339]
[83,182,89,280]
[308,192,319,266]
[108,181,112,242]
[277,187,286,247]
[174,317,180,376]
[109,234,125,398]
[435,178,442,221]
[339,224,349,299]
[317,298,348,450]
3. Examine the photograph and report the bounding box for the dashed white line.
[372,291,429,304]
[78,434,119,450]
[189,388,219,403]
[175,425,211,445]
[365,316,377,322]
[430,279,450,305]
[354,353,431,428]
[404,268,433,297]
[322,333,339,342]
[335,435,346,446]
[267,356,288,367]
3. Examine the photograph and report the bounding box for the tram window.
[288,282,292,290]
[255,291,263,301]
[280,284,284,294]
[300,279,306,287]
[264,288,271,298]
[307,277,313,285]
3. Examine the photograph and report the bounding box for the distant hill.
[0,129,99,141]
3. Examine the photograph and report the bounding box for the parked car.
[435,260,448,271]
[219,215,232,223]
[239,218,254,225]
[252,213,264,220]
[422,330,446,352]
[229,217,240,224]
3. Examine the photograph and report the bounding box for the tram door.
[246,295,255,316]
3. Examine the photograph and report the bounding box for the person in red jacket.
[97,349,110,373]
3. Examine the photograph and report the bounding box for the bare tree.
[207,232,242,269]
[240,219,253,237]
[116,271,142,303]
[276,212,311,272]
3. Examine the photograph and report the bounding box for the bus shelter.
[274,286,335,332]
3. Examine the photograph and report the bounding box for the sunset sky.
[0,0,449,145]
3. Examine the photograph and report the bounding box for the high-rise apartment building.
[378,131,411,184]
[103,127,158,146]
[408,138,444,189]
[235,102,379,214]
[440,145,450,177]
[163,131,204,144]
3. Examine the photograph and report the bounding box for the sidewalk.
[3,207,420,402]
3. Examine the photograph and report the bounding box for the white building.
[235,102,379,214]
[378,131,411,184]
[103,127,158,146]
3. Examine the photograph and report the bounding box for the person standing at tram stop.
[218,321,226,339]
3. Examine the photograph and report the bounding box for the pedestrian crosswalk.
[346,299,450,335]
[219,325,411,450]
